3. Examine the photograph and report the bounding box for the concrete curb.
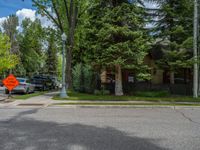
[53,100,200,105]
[6,100,200,109]
[2,103,200,109]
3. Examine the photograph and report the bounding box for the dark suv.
[31,75,59,91]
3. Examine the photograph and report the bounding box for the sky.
[0,0,157,17]
[0,0,53,29]
[0,1,157,29]
[0,0,34,17]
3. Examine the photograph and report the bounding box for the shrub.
[83,64,94,93]
[72,63,82,92]
[94,90,101,95]
[73,63,99,93]
[94,89,110,95]
[102,90,110,95]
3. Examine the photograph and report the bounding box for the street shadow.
[0,109,170,150]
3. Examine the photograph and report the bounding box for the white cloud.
[0,8,54,31]
[145,2,158,9]
[37,14,54,28]
[0,17,7,26]
[16,8,54,28]
[16,8,36,22]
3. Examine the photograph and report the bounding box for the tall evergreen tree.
[45,29,58,76]
[2,15,19,55]
[85,0,150,95]
[149,0,194,84]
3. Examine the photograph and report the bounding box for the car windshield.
[17,79,26,83]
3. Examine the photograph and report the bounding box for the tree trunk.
[115,65,123,96]
[65,4,77,89]
[66,45,72,89]
[170,71,175,84]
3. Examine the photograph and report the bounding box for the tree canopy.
[83,1,150,95]
[0,33,19,73]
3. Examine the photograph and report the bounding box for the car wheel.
[26,88,29,94]
[5,89,9,94]
[43,86,46,91]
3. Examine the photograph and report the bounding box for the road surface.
[0,107,200,150]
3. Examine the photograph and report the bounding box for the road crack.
[175,109,200,126]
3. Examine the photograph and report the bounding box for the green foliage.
[2,15,19,55]
[72,63,82,91]
[1,15,20,75]
[85,1,150,77]
[150,0,194,72]
[94,89,110,95]
[156,49,193,72]
[44,29,58,75]
[2,14,18,37]
[33,0,92,88]
[18,18,45,76]
[53,91,200,103]
[72,63,97,93]
[0,33,19,73]
[83,64,95,93]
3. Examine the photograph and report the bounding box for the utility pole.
[193,0,199,98]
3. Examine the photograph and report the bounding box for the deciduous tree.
[32,0,90,89]
[18,18,45,76]
[0,33,19,73]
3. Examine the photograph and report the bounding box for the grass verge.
[52,102,200,107]
[53,91,200,103]
[13,92,47,100]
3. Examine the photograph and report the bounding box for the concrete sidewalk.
[5,92,58,107]
[0,91,199,109]
[0,95,7,102]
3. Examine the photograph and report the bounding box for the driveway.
[0,107,200,150]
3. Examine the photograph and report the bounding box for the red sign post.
[2,74,19,97]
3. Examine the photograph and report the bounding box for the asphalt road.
[0,107,200,150]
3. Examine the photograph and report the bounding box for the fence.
[103,82,193,96]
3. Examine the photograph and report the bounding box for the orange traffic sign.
[2,74,19,91]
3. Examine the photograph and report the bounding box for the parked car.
[31,75,59,91]
[31,75,48,91]
[5,78,35,94]
[49,76,60,90]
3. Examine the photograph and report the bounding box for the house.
[100,43,193,95]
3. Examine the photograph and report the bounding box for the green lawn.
[52,102,200,106]
[13,92,47,100]
[53,91,200,103]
